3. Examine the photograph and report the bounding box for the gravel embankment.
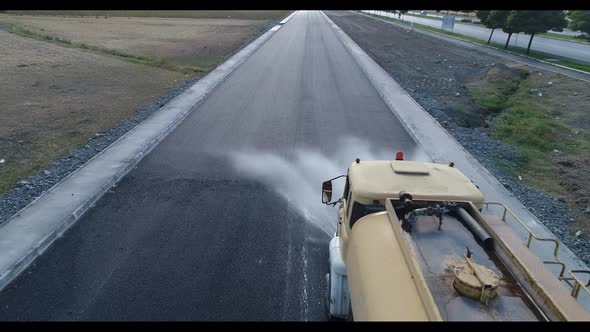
[326,10,590,266]
[0,18,280,225]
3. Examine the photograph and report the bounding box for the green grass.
[541,32,590,44]
[488,44,590,72]
[494,105,572,153]
[469,74,520,113]
[0,20,208,74]
[490,77,578,155]
[465,67,584,193]
[364,13,590,74]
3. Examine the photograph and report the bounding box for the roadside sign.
[441,15,455,31]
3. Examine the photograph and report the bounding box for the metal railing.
[482,201,590,300]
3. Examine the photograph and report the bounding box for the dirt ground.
[0,29,186,194]
[0,13,281,196]
[0,14,271,70]
[326,11,590,234]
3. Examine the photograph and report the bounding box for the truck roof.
[348,160,485,204]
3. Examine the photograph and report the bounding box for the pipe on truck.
[456,207,494,250]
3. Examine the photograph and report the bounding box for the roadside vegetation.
[405,11,590,44]
[380,10,590,45]
[363,12,590,73]
[468,65,590,233]
[541,32,590,44]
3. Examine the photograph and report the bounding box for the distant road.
[409,11,586,37]
[364,10,590,65]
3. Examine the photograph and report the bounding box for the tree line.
[475,10,589,54]
[384,10,589,54]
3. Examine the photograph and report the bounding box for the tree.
[568,10,590,36]
[477,10,503,44]
[486,11,517,49]
[508,11,567,54]
[398,10,408,21]
[478,10,517,48]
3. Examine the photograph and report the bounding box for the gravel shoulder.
[325,10,590,266]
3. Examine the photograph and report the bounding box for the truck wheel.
[325,273,332,319]
[325,272,346,321]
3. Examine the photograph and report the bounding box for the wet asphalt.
[0,11,418,320]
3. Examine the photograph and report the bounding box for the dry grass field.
[4,10,290,20]
[0,11,288,195]
[0,29,185,195]
[0,14,274,71]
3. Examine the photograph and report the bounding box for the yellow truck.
[321,154,590,321]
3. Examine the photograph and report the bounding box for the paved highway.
[0,11,419,320]
[365,11,590,65]
[408,11,586,37]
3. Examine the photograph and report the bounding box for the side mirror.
[322,181,333,204]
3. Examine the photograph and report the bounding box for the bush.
[460,18,472,23]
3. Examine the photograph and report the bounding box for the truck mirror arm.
[328,198,342,207]
[326,174,347,182]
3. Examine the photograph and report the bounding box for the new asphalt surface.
[0,11,418,320]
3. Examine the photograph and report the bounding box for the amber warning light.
[395,151,404,160]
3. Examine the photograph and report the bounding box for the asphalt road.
[0,11,418,321]
[366,11,590,65]
[408,11,585,37]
